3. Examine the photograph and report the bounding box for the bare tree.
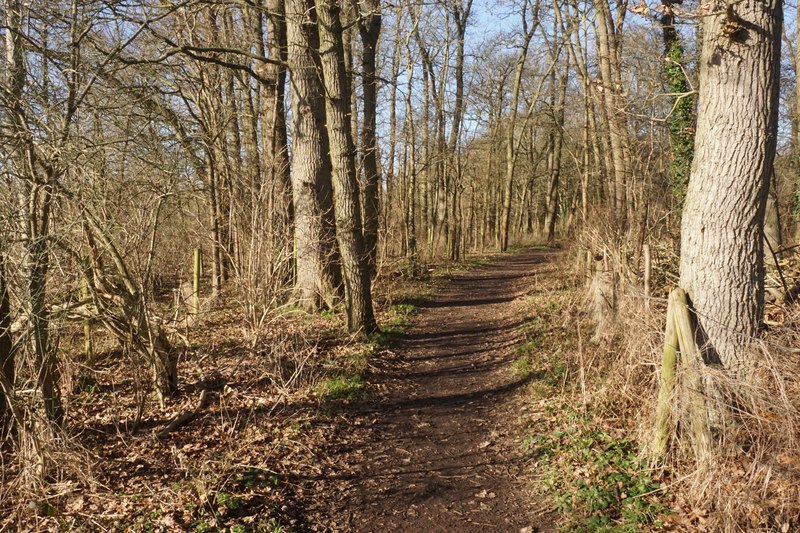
[499,0,540,252]
[354,0,382,275]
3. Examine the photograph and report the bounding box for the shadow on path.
[297,248,558,532]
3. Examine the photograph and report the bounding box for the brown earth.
[296,248,557,532]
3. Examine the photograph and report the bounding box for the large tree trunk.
[286,0,342,311]
[679,0,782,379]
[317,0,377,333]
[358,2,381,277]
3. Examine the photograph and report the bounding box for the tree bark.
[356,0,382,276]
[286,0,343,311]
[317,0,377,333]
[679,0,782,378]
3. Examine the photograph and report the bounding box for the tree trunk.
[317,0,377,333]
[446,0,472,260]
[404,45,419,268]
[660,1,695,215]
[594,0,629,230]
[258,0,293,285]
[386,18,401,256]
[679,0,782,379]
[357,0,382,276]
[0,258,13,438]
[3,0,63,425]
[545,51,570,241]
[286,0,343,311]
[500,5,537,251]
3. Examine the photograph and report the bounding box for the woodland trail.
[298,249,556,532]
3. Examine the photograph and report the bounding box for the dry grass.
[574,231,800,532]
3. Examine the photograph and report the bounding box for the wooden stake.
[653,296,677,459]
[81,256,93,366]
[643,243,651,310]
[671,288,711,461]
[192,248,201,315]
[653,288,711,462]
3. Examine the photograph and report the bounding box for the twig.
[764,234,789,298]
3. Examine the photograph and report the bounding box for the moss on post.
[653,295,678,460]
[670,288,711,461]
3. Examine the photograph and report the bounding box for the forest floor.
[3,246,677,532]
[295,248,557,532]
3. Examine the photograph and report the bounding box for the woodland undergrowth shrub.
[0,407,100,528]
[515,268,670,532]
[1,286,340,529]
[575,231,800,532]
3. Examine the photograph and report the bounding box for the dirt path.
[300,249,555,532]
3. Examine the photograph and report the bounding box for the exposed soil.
[298,249,557,532]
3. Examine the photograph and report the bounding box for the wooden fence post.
[653,288,711,461]
[192,248,201,315]
[653,297,677,459]
[643,244,651,310]
[81,256,94,366]
[670,288,711,462]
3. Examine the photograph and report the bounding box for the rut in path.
[301,249,556,532]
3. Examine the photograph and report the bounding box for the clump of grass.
[373,303,418,347]
[316,374,364,402]
[512,355,532,378]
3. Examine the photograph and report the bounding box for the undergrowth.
[524,414,668,532]
[515,265,671,532]
[566,229,800,531]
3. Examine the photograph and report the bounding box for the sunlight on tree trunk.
[679,0,782,380]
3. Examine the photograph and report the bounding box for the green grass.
[316,374,365,401]
[214,491,243,511]
[524,414,669,532]
[512,355,533,378]
[373,303,418,347]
